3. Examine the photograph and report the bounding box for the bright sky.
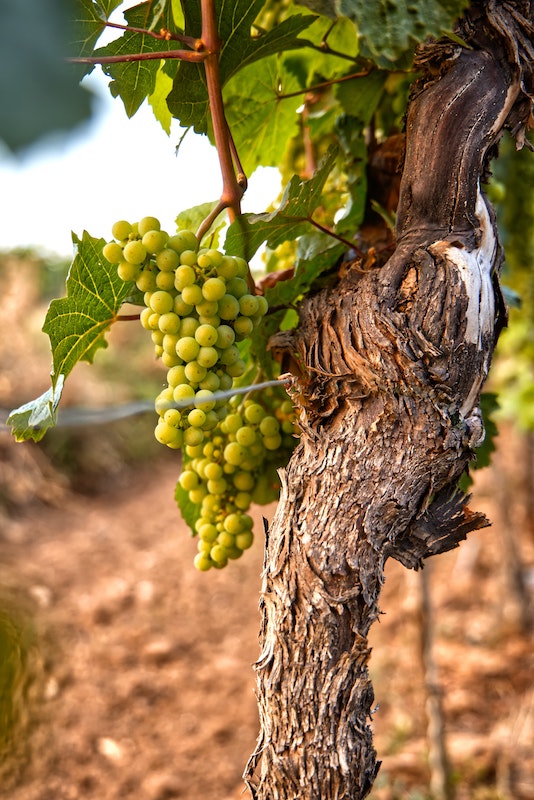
[0,71,281,259]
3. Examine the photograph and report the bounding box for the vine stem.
[199,0,245,234]
[278,69,371,100]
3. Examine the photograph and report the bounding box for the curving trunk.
[245,2,533,798]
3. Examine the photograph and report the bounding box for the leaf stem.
[278,69,371,100]
[308,217,365,258]
[103,20,198,48]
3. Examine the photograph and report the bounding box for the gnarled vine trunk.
[245,2,533,798]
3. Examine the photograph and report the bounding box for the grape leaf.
[8,232,134,443]
[175,202,226,248]
[223,56,303,175]
[295,0,470,63]
[224,147,339,261]
[44,232,134,384]
[148,62,175,133]
[95,2,176,117]
[166,7,316,133]
[7,377,65,444]
[175,478,201,536]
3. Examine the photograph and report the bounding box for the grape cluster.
[103,216,298,569]
[179,392,297,571]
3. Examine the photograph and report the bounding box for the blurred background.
[0,3,532,799]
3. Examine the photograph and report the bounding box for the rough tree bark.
[245,2,533,798]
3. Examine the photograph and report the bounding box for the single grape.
[226,359,246,378]
[236,426,256,447]
[167,365,188,387]
[138,216,161,236]
[224,442,247,467]
[164,408,182,427]
[136,269,158,293]
[194,389,216,411]
[158,313,181,335]
[180,250,198,267]
[218,294,240,321]
[142,229,168,254]
[179,470,200,491]
[156,248,180,272]
[123,240,148,265]
[162,333,180,354]
[223,513,244,535]
[174,264,197,290]
[234,257,250,278]
[260,416,280,437]
[217,256,238,280]
[103,241,124,264]
[226,277,248,298]
[168,230,199,253]
[194,553,213,571]
[198,372,220,392]
[156,271,177,291]
[195,324,218,347]
[173,383,196,403]
[195,299,219,318]
[183,427,204,447]
[197,346,218,369]
[244,403,265,425]
[149,290,175,315]
[184,361,207,384]
[179,317,200,337]
[215,325,235,348]
[111,220,132,241]
[238,294,260,317]
[233,316,254,337]
[202,277,227,302]
[236,530,254,550]
[233,471,255,491]
[174,296,194,317]
[117,262,141,282]
[182,284,203,306]
[155,421,182,446]
[176,336,200,362]
[219,345,240,366]
[188,408,207,428]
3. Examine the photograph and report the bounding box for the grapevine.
[103,216,299,569]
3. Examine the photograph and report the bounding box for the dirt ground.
[0,254,533,800]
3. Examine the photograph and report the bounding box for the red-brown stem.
[201,0,244,224]
[68,49,207,65]
[308,218,365,258]
[116,313,141,321]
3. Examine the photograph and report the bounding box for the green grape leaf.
[95,2,176,117]
[8,232,132,441]
[148,62,175,133]
[295,0,470,63]
[43,232,134,386]
[166,7,315,133]
[7,377,66,444]
[283,15,359,86]
[223,56,302,175]
[225,147,339,261]
[266,235,345,307]
[175,478,201,535]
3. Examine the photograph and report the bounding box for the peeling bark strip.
[245,3,533,799]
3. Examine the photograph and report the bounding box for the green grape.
[123,240,148,265]
[204,462,223,481]
[198,372,220,392]
[184,361,207,384]
[156,248,180,271]
[223,513,245,534]
[176,336,200,362]
[195,299,219,317]
[256,295,269,316]
[174,264,196,290]
[138,216,161,236]
[103,241,124,264]
[155,421,182,446]
[236,530,253,550]
[182,284,203,306]
[219,345,240,366]
[238,294,260,317]
[226,359,246,378]
[142,229,168,254]
[162,333,180,354]
[188,408,207,428]
[174,295,194,316]
[164,408,182,427]
[117,261,141,282]
[195,324,218,347]
[233,257,250,279]
[184,427,204,447]
[194,390,216,411]
[150,290,174,315]
[179,470,200,491]
[167,365,188,387]
[233,471,255,491]
[244,403,265,425]
[236,426,256,447]
[112,220,133,241]
[218,256,239,280]
[210,545,228,565]
[136,269,158,293]
[151,330,164,346]
[259,416,280,437]
[233,316,254,337]
[224,442,247,466]
[180,250,198,267]
[194,553,212,571]
[158,313,181,335]
[226,277,248,298]
[197,346,218,368]
[218,294,240,320]
[215,325,235,348]
[202,277,227,302]
[168,231,198,253]
[179,316,200,337]
[173,383,195,403]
